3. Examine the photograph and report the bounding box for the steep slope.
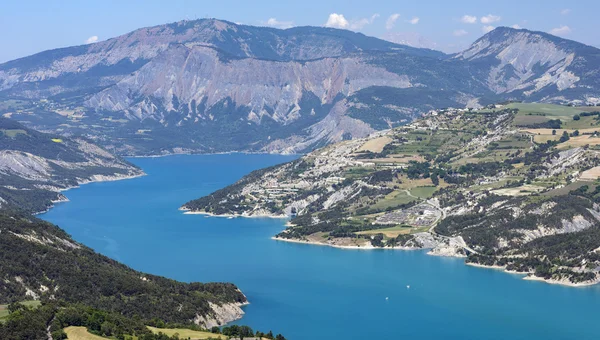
[183,103,600,286]
[455,27,600,102]
[0,212,248,328]
[0,117,144,212]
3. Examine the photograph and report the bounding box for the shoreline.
[271,236,423,251]
[59,172,146,194]
[35,172,146,215]
[522,274,600,287]
[273,235,599,287]
[182,208,600,288]
[271,236,376,250]
[125,151,302,159]
[179,208,288,219]
[465,261,600,287]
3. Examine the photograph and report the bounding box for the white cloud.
[263,18,294,29]
[550,25,571,36]
[460,15,477,24]
[350,14,380,29]
[407,17,419,25]
[386,13,400,30]
[480,14,501,24]
[482,25,495,33]
[382,32,438,50]
[560,9,571,15]
[453,29,468,37]
[85,36,98,44]
[325,13,349,29]
[511,24,522,29]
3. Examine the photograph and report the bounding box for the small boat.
[406,285,410,289]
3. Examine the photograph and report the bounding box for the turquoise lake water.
[41,154,600,340]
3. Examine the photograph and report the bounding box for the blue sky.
[1,0,598,62]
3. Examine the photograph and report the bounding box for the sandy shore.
[180,208,287,219]
[271,236,377,250]
[272,236,425,251]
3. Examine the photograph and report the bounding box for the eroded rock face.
[85,45,412,122]
[454,27,599,101]
[194,301,248,328]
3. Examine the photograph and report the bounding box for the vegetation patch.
[64,326,110,340]
[147,326,226,339]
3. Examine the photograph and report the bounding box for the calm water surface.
[41,154,600,340]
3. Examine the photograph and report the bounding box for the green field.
[344,167,374,179]
[0,300,41,322]
[0,128,27,137]
[64,326,111,340]
[542,181,596,197]
[508,103,583,117]
[369,190,417,211]
[147,326,227,339]
[0,99,31,111]
[508,103,600,129]
[410,186,437,198]
[358,225,429,238]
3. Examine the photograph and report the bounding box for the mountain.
[0,117,143,213]
[182,103,600,286]
[454,27,600,102]
[0,22,599,155]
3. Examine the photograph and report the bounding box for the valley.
[0,119,287,339]
[1,11,600,339]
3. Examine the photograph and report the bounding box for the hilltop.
[183,102,600,286]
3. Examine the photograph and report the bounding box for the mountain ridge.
[1,22,599,156]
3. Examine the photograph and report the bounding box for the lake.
[41,154,600,340]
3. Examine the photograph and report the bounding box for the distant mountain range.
[0,19,599,155]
